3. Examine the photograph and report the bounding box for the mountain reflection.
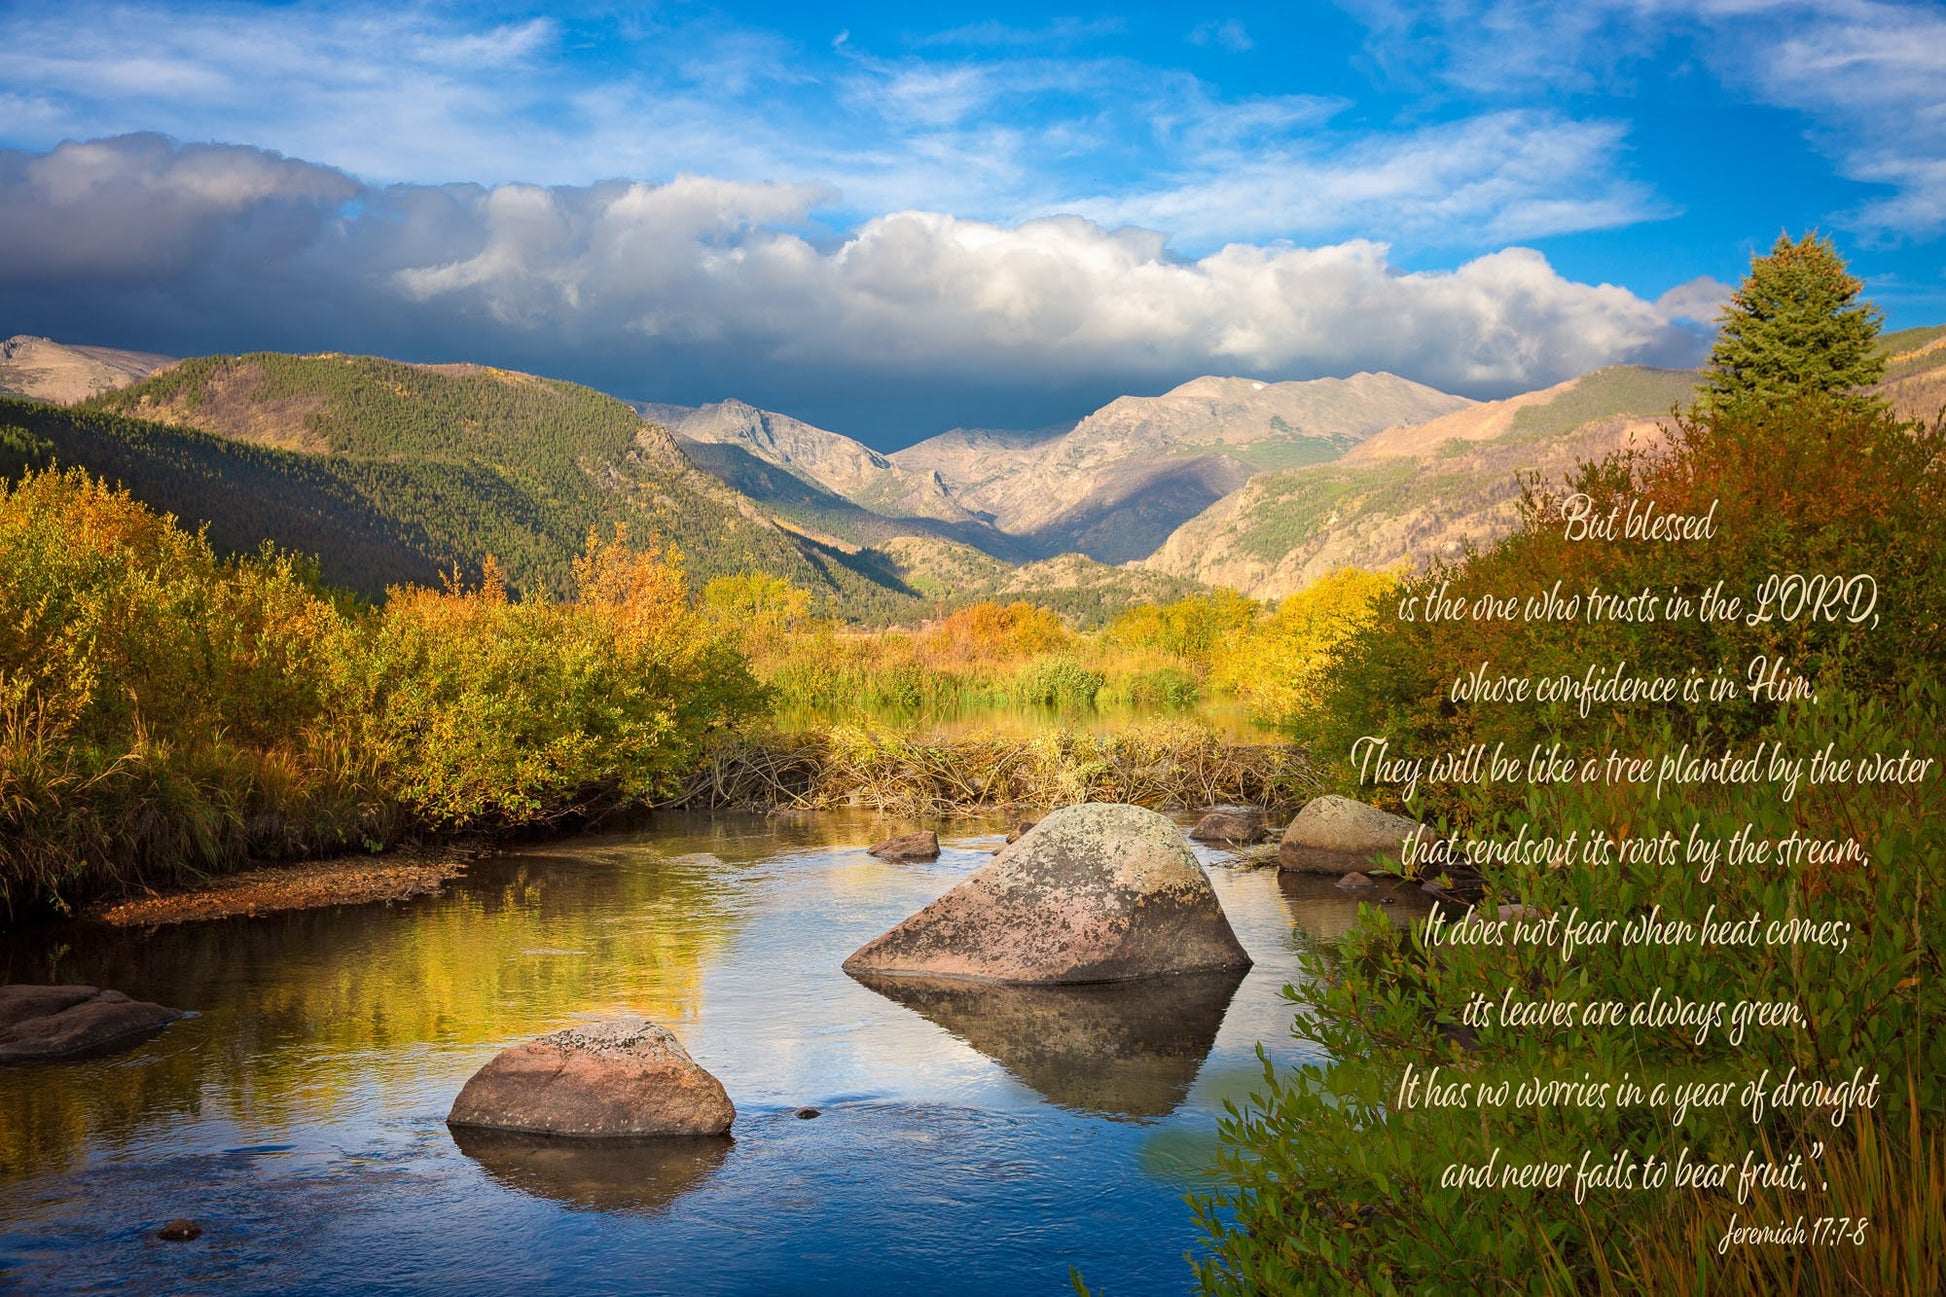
[848,967,1246,1121]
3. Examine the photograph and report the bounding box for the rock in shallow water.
[447,1019,734,1138]
[1188,809,1264,844]
[0,984,182,1061]
[868,831,940,861]
[843,802,1251,984]
[1278,795,1429,874]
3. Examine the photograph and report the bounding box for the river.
[0,810,1426,1295]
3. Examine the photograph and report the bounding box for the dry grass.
[663,720,1316,816]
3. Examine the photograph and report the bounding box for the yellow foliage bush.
[0,474,765,915]
[1212,567,1397,729]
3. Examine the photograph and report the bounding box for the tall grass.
[665,721,1316,816]
[726,578,1396,733]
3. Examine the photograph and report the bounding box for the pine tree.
[1699,231,1885,415]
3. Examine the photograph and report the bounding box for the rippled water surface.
[0,811,1428,1296]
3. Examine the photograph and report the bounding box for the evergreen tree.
[1699,231,1885,415]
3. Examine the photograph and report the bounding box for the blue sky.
[1,1,1941,443]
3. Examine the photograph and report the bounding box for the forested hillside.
[0,354,879,602]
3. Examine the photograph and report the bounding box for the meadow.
[0,458,1400,918]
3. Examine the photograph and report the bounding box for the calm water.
[0,811,1427,1296]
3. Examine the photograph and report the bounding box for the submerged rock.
[1278,795,1428,874]
[0,984,182,1062]
[447,1019,734,1138]
[1188,808,1264,844]
[1336,871,1375,891]
[868,831,940,862]
[843,802,1252,984]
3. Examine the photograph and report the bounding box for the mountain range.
[3,324,1941,614]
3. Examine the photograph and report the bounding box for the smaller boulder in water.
[0,985,182,1061]
[869,831,940,861]
[1188,809,1265,844]
[447,1019,734,1138]
[1278,795,1429,875]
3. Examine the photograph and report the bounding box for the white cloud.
[1068,111,1666,246]
[0,135,1702,403]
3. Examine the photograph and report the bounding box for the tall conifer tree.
[1700,232,1885,415]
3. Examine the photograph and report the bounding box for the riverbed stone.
[868,831,940,861]
[1336,871,1375,891]
[1278,795,1428,874]
[0,985,183,1061]
[1188,808,1265,844]
[447,1019,734,1138]
[843,802,1252,984]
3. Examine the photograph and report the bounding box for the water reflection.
[0,835,751,1180]
[0,813,1333,1297]
[450,1127,733,1215]
[849,967,1246,1121]
[1276,871,1433,944]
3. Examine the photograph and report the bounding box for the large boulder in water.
[0,984,182,1061]
[842,802,1252,984]
[447,1019,734,1138]
[1278,794,1428,874]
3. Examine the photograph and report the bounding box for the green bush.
[1011,656,1107,711]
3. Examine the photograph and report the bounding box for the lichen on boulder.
[843,802,1251,984]
[447,1019,734,1138]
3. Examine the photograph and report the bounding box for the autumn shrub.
[1213,567,1396,730]
[1104,665,1203,711]
[359,533,765,828]
[1111,589,1260,659]
[917,600,1070,663]
[1010,656,1107,710]
[0,468,383,913]
[0,473,766,917]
